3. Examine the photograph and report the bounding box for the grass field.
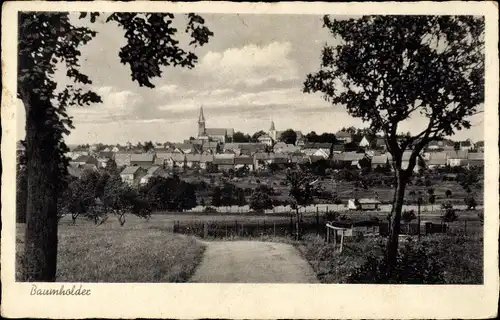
[16,216,205,282]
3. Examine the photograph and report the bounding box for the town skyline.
[15,13,484,145]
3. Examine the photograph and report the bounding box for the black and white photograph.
[1,1,498,319]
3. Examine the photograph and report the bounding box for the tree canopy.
[304,15,484,276]
[304,15,484,171]
[279,129,298,145]
[19,11,213,281]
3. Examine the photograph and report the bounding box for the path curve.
[189,241,318,283]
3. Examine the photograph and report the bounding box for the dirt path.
[189,241,318,283]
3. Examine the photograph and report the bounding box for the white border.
[2,1,499,319]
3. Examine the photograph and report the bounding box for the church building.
[197,106,234,144]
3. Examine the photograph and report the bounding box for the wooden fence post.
[316,207,320,236]
[273,221,276,238]
[339,229,344,253]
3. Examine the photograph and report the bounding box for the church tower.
[269,120,276,141]
[198,106,206,137]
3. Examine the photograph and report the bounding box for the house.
[96,151,115,168]
[67,164,83,179]
[257,134,274,146]
[154,151,174,166]
[268,153,289,165]
[359,136,370,148]
[234,155,254,171]
[185,154,202,168]
[309,155,324,164]
[239,143,267,155]
[81,163,98,173]
[130,153,155,168]
[426,152,447,169]
[296,137,307,146]
[114,152,131,167]
[167,153,186,169]
[253,152,271,170]
[120,166,147,186]
[139,166,169,185]
[371,154,389,169]
[331,143,345,154]
[459,139,474,151]
[199,154,214,170]
[335,152,366,168]
[214,155,234,171]
[427,139,455,151]
[446,150,468,167]
[71,155,98,166]
[273,142,300,154]
[111,146,121,153]
[475,141,484,153]
[172,143,197,154]
[335,131,352,143]
[467,152,484,168]
[400,151,425,172]
[348,198,381,211]
[374,137,387,150]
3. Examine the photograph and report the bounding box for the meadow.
[16,215,205,282]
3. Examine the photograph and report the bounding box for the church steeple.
[198,106,205,123]
[198,106,206,137]
[269,120,275,131]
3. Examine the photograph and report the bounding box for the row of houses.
[69,144,485,175]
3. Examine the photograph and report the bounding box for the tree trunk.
[386,170,408,277]
[23,100,59,282]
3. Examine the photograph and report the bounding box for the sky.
[16,13,484,145]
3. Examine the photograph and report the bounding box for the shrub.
[348,240,445,284]
[441,203,458,223]
[203,206,217,213]
[464,195,477,210]
[402,210,416,223]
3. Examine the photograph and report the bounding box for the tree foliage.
[304,15,484,273]
[249,186,274,213]
[279,129,298,145]
[19,11,213,281]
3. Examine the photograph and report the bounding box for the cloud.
[69,87,142,124]
[197,41,300,87]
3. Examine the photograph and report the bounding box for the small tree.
[464,194,477,210]
[445,189,452,199]
[285,168,316,240]
[441,201,458,223]
[249,186,274,213]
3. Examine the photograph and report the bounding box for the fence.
[185,204,483,215]
[172,218,454,240]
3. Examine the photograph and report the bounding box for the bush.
[464,195,477,210]
[348,240,445,284]
[203,206,217,213]
[441,202,458,222]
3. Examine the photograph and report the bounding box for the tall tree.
[304,15,484,275]
[18,12,213,281]
[232,131,251,143]
[279,129,298,145]
[251,130,267,142]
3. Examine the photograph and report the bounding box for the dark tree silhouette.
[232,131,251,143]
[279,129,298,145]
[18,11,213,281]
[304,15,484,275]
